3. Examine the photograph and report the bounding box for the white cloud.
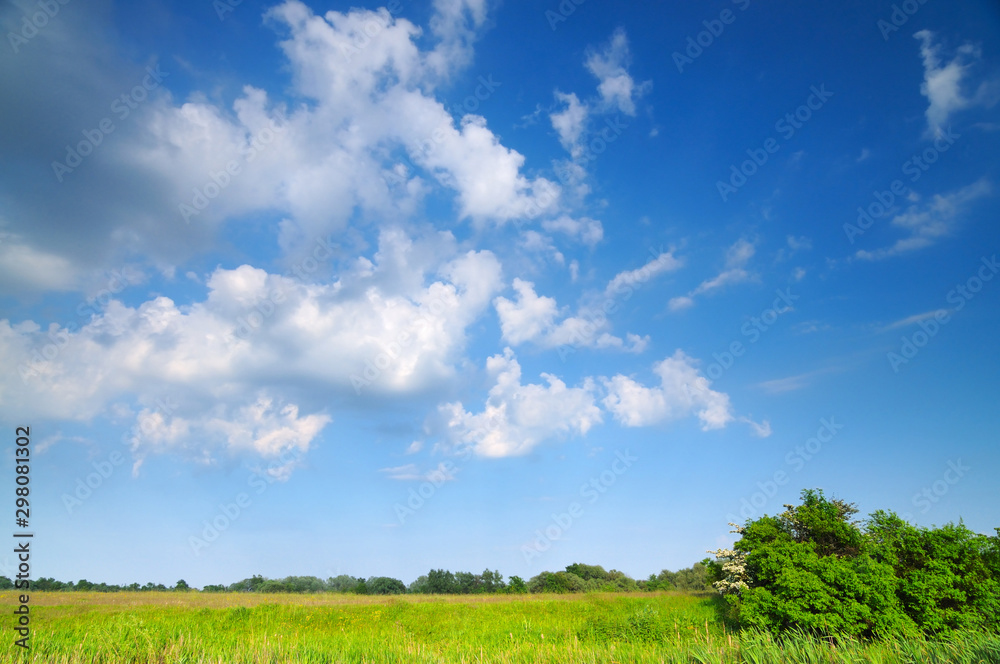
[494,278,648,352]
[0,229,502,468]
[494,279,559,345]
[379,460,456,481]
[855,178,991,260]
[669,239,755,311]
[879,309,950,332]
[547,28,649,170]
[584,28,650,116]
[123,392,329,477]
[542,215,604,247]
[550,92,589,159]
[0,0,560,288]
[915,30,998,139]
[602,350,734,430]
[604,250,683,297]
[740,417,772,438]
[438,348,602,457]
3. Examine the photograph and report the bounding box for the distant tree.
[227,575,266,593]
[174,579,191,591]
[480,569,506,593]
[454,571,478,594]
[366,577,406,595]
[202,584,226,593]
[425,569,457,594]
[527,571,585,593]
[0,577,12,590]
[507,576,528,594]
[673,562,711,591]
[407,575,430,594]
[354,579,369,595]
[259,580,289,593]
[565,563,609,581]
[280,576,325,593]
[326,575,362,593]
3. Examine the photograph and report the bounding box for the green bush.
[721,489,1000,638]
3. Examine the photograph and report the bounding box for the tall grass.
[1,591,997,663]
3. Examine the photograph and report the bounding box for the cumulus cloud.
[0,228,502,468]
[494,278,647,352]
[0,0,559,290]
[854,178,991,260]
[438,348,602,457]
[602,350,734,430]
[435,347,761,458]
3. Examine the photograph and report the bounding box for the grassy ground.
[1,590,998,663]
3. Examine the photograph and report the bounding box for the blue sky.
[0,0,998,589]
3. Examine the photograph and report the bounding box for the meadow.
[2,590,998,663]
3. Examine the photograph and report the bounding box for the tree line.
[1,562,714,596]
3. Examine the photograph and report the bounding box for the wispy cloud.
[855,178,991,260]
[669,239,755,311]
[379,462,457,482]
[878,309,950,332]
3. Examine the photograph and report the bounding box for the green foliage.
[327,574,363,593]
[366,576,406,595]
[174,579,190,591]
[506,575,528,594]
[724,488,1000,638]
[527,571,586,593]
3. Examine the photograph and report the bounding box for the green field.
[3,591,998,663]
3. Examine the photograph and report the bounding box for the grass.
[1,590,998,663]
